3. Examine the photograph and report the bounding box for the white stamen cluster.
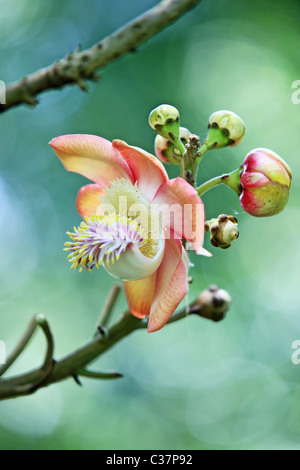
[65,215,145,272]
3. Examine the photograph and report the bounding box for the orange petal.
[49,134,134,188]
[152,177,205,253]
[123,272,157,319]
[76,184,104,218]
[112,139,168,200]
[147,237,188,333]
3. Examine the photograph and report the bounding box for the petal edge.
[50,134,134,188]
[152,177,205,253]
[112,139,168,200]
[76,184,104,218]
[147,237,188,333]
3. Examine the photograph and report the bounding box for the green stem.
[174,138,186,156]
[179,157,185,179]
[197,175,226,196]
[182,156,198,186]
[195,143,209,163]
[197,167,242,197]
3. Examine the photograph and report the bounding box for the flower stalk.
[197,167,242,197]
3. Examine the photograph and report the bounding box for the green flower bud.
[149,104,180,144]
[154,127,191,165]
[205,110,246,150]
[190,285,232,322]
[205,214,239,249]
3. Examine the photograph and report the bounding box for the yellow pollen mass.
[101,179,162,259]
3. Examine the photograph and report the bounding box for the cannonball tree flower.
[49,135,208,332]
[240,148,292,217]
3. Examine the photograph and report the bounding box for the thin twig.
[0,317,38,378]
[36,315,55,369]
[0,314,54,378]
[76,369,123,380]
[0,0,202,114]
[97,283,122,329]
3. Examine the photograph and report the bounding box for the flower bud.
[205,110,246,149]
[149,104,180,143]
[205,214,239,249]
[239,148,292,217]
[154,127,191,164]
[190,285,232,322]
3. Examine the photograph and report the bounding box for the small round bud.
[205,214,239,249]
[191,285,232,322]
[205,110,246,150]
[239,148,292,217]
[149,104,180,143]
[154,127,191,165]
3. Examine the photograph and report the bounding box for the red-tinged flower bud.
[154,127,191,165]
[240,148,292,217]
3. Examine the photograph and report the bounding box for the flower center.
[101,179,150,214]
[65,214,146,272]
[100,179,161,259]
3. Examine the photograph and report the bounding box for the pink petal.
[240,171,270,188]
[123,273,157,319]
[112,139,168,201]
[152,177,205,253]
[147,237,188,333]
[49,134,134,188]
[76,184,104,218]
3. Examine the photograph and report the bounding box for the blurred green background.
[0,0,299,450]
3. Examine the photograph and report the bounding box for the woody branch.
[0,0,202,114]
[0,284,231,401]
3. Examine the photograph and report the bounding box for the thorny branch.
[0,0,202,114]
